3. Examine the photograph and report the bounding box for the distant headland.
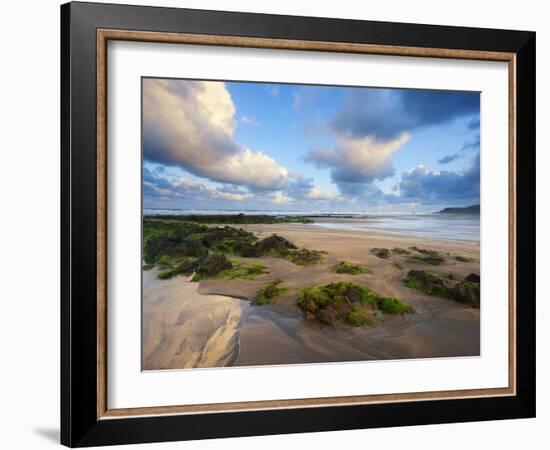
[438,204,480,214]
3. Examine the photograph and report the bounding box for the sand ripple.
[142,270,247,370]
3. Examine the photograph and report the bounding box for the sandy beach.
[142,222,480,370]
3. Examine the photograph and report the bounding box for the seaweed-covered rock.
[392,247,411,255]
[407,250,445,265]
[371,248,390,259]
[464,273,480,283]
[317,303,353,325]
[287,248,324,266]
[144,233,182,263]
[233,240,260,257]
[450,281,480,308]
[175,258,199,274]
[156,258,199,280]
[419,253,445,265]
[297,281,411,326]
[234,234,297,258]
[404,270,480,308]
[404,270,450,297]
[377,297,413,315]
[196,253,233,277]
[175,240,208,258]
[333,261,367,274]
[254,278,286,305]
[255,234,297,256]
[345,307,373,326]
[144,233,207,262]
[201,226,255,247]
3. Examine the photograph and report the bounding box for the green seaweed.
[255,278,287,305]
[333,261,367,274]
[392,261,404,270]
[297,281,411,326]
[192,259,268,281]
[377,297,412,315]
[392,247,411,255]
[404,270,480,308]
[286,248,325,266]
[345,307,374,327]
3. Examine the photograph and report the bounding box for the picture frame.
[61,1,536,447]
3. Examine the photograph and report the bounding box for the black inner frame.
[61,2,536,447]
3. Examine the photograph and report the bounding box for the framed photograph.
[61,1,536,447]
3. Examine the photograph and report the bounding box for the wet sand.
[142,270,247,369]
[142,223,480,370]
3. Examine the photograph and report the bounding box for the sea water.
[144,209,480,242]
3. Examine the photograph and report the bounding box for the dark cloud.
[437,153,462,164]
[142,168,251,205]
[216,184,248,195]
[330,88,480,142]
[398,152,480,204]
[438,131,479,165]
[284,176,314,198]
[336,181,378,196]
[304,87,479,198]
[461,134,480,151]
[467,116,480,130]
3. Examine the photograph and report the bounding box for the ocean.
[144,209,480,242]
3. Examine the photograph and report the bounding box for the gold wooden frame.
[96,29,516,420]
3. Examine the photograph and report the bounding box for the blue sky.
[142,78,480,212]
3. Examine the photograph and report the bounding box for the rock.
[144,234,208,261]
[175,258,199,274]
[201,226,255,247]
[254,278,286,305]
[455,255,473,262]
[450,281,480,308]
[197,253,232,276]
[297,281,409,326]
[255,234,297,256]
[175,240,208,258]
[234,234,297,258]
[407,247,446,265]
[392,247,411,255]
[371,248,390,259]
[263,284,278,298]
[317,303,353,325]
[464,273,480,283]
[419,253,445,265]
[404,270,450,297]
[347,286,364,303]
[287,248,324,265]
[234,241,260,257]
[333,261,366,274]
[405,269,480,308]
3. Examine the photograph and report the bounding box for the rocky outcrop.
[196,253,233,277]
[404,270,480,308]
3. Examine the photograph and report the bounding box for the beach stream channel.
[142,268,249,369]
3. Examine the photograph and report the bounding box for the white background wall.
[0,0,546,448]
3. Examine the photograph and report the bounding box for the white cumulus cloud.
[306,133,410,194]
[143,79,289,191]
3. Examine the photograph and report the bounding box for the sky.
[142,78,480,213]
